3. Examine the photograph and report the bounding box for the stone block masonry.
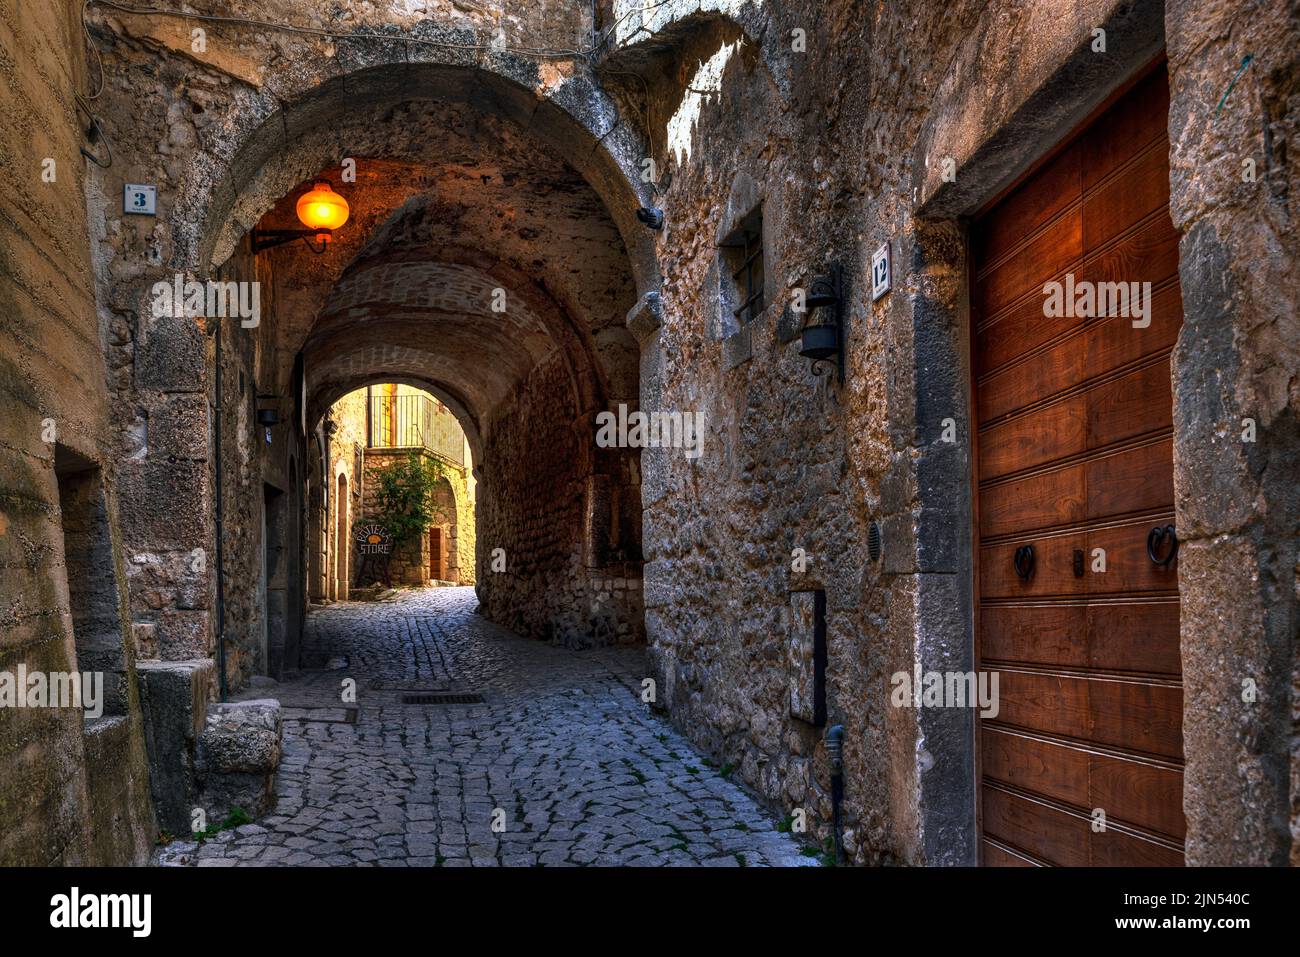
[478,356,645,648]
[0,0,157,865]
[616,0,1298,865]
[359,448,475,586]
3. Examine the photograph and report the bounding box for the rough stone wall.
[622,0,1298,866]
[356,449,474,585]
[307,433,328,602]
[207,240,310,688]
[628,0,972,866]
[1163,0,1299,866]
[618,0,1300,868]
[477,355,644,646]
[210,247,256,686]
[477,356,584,641]
[0,0,155,864]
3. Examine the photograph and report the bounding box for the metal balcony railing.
[367,393,464,466]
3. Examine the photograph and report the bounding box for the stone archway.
[170,60,659,295]
[428,475,459,584]
[93,18,660,696]
[187,63,651,646]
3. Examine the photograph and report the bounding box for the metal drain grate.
[401,692,485,705]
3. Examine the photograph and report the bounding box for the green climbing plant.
[372,451,446,549]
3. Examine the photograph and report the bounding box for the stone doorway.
[429,528,442,582]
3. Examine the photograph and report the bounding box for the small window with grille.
[719,207,765,327]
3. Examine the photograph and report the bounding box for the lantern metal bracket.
[799,263,845,384]
[250,228,332,253]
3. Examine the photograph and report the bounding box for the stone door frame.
[907,1,1171,865]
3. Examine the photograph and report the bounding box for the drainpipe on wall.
[825,724,845,864]
[213,318,227,701]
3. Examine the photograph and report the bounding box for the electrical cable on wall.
[74,91,113,167]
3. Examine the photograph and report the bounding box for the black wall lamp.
[257,397,280,445]
[252,228,334,254]
[799,263,844,383]
[636,206,665,230]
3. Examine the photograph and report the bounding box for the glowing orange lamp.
[252,179,349,252]
[296,180,350,232]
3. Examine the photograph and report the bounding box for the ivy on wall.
[372,451,448,549]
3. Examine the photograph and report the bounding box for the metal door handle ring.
[1147,524,1178,566]
[1014,544,1035,580]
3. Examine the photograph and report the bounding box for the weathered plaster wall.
[0,0,155,865]
[450,455,477,586]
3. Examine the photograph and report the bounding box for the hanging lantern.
[296,180,350,231]
[252,179,350,252]
[798,265,844,382]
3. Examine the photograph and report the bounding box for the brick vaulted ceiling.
[242,98,639,432]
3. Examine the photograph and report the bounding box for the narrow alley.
[162,588,808,868]
[3,0,1297,919]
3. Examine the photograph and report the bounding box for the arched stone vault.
[171,60,659,297]
[305,357,485,455]
[200,98,644,424]
[172,51,651,649]
[307,260,557,418]
[302,237,614,423]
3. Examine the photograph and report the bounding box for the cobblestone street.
[160,588,808,867]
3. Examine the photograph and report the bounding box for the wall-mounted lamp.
[251,180,350,253]
[798,264,844,383]
[256,405,279,445]
[636,206,664,230]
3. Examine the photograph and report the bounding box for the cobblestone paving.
[161,587,809,867]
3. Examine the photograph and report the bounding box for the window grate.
[719,208,765,327]
[729,226,765,323]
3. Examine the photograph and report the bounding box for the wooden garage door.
[971,67,1185,867]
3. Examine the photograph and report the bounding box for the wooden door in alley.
[971,66,1185,866]
[429,527,442,581]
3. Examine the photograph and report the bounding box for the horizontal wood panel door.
[972,65,1185,866]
